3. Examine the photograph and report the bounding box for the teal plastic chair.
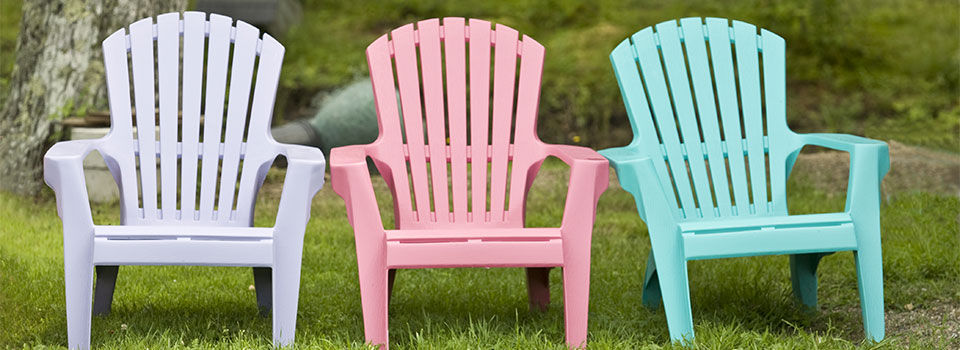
[599,18,889,343]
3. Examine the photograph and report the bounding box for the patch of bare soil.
[886,301,960,348]
[791,141,960,197]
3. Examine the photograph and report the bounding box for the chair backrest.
[365,18,547,229]
[610,17,794,222]
[98,12,285,226]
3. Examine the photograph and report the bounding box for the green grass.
[1,160,958,349]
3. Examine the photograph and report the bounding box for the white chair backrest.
[98,12,285,226]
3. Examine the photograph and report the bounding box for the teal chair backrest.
[609,17,801,222]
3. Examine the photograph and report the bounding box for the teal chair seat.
[599,17,889,343]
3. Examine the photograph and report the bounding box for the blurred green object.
[272,78,380,160]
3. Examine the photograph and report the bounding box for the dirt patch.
[791,141,960,197]
[886,301,960,348]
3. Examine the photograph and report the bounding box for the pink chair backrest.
[99,12,285,226]
[365,18,547,229]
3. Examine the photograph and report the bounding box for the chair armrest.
[44,140,101,237]
[541,144,610,237]
[598,145,679,225]
[330,145,386,239]
[798,133,890,211]
[273,144,326,235]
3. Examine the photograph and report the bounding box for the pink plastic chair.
[330,18,609,349]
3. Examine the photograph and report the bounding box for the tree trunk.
[0,0,186,196]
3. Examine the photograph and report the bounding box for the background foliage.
[2,0,957,151]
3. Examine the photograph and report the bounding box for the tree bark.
[0,0,186,196]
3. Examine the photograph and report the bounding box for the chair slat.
[101,30,140,222]
[488,24,518,222]
[733,21,768,215]
[468,19,492,221]
[679,18,733,217]
[156,13,180,221]
[180,12,206,220]
[610,41,680,212]
[367,35,414,218]
[392,24,431,220]
[418,19,450,223]
[198,14,233,222]
[236,34,285,223]
[216,21,259,224]
[632,28,698,219]
[655,21,715,219]
[443,18,469,223]
[761,30,789,214]
[129,18,159,222]
[705,18,750,215]
[506,35,544,222]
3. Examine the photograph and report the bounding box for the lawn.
[1,159,957,349]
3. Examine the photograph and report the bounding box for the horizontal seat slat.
[679,213,852,233]
[94,225,273,239]
[93,237,273,266]
[386,227,560,242]
[683,223,857,260]
[387,239,564,268]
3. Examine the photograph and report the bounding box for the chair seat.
[385,227,561,242]
[384,227,564,269]
[94,224,274,240]
[679,213,858,260]
[678,212,852,234]
[92,225,275,267]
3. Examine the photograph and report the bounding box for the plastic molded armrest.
[598,145,678,225]
[540,144,610,235]
[798,133,890,210]
[330,145,386,237]
[273,144,326,234]
[44,139,102,235]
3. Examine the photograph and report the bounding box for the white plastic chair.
[43,12,324,349]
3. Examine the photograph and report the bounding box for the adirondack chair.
[331,18,609,349]
[599,18,889,343]
[43,12,325,349]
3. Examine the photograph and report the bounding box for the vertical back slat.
[198,14,233,222]
[236,34,285,223]
[761,30,789,214]
[392,24,431,220]
[179,12,205,220]
[632,28,698,219]
[680,18,733,217]
[705,18,750,215]
[610,41,680,212]
[507,35,544,221]
[129,18,159,222]
[102,30,141,222]
[655,21,715,219]
[733,21,768,215]
[418,19,450,223]
[468,19,491,221]
[367,35,414,218]
[215,21,259,223]
[488,24,518,222]
[156,13,180,221]
[443,18,469,223]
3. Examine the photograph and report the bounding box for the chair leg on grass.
[655,254,694,343]
[562,246,591,348]
[789,253,825,310]
[272,244,304,346]
[92,265,119,316]
[641,253,662,310]
[253,267,272,317]
[855,235,885,341]
[64,246,95,350]
[526,267,551,312]
[357,240,389,349]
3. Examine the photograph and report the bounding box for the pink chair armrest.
[330,145,386,238]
